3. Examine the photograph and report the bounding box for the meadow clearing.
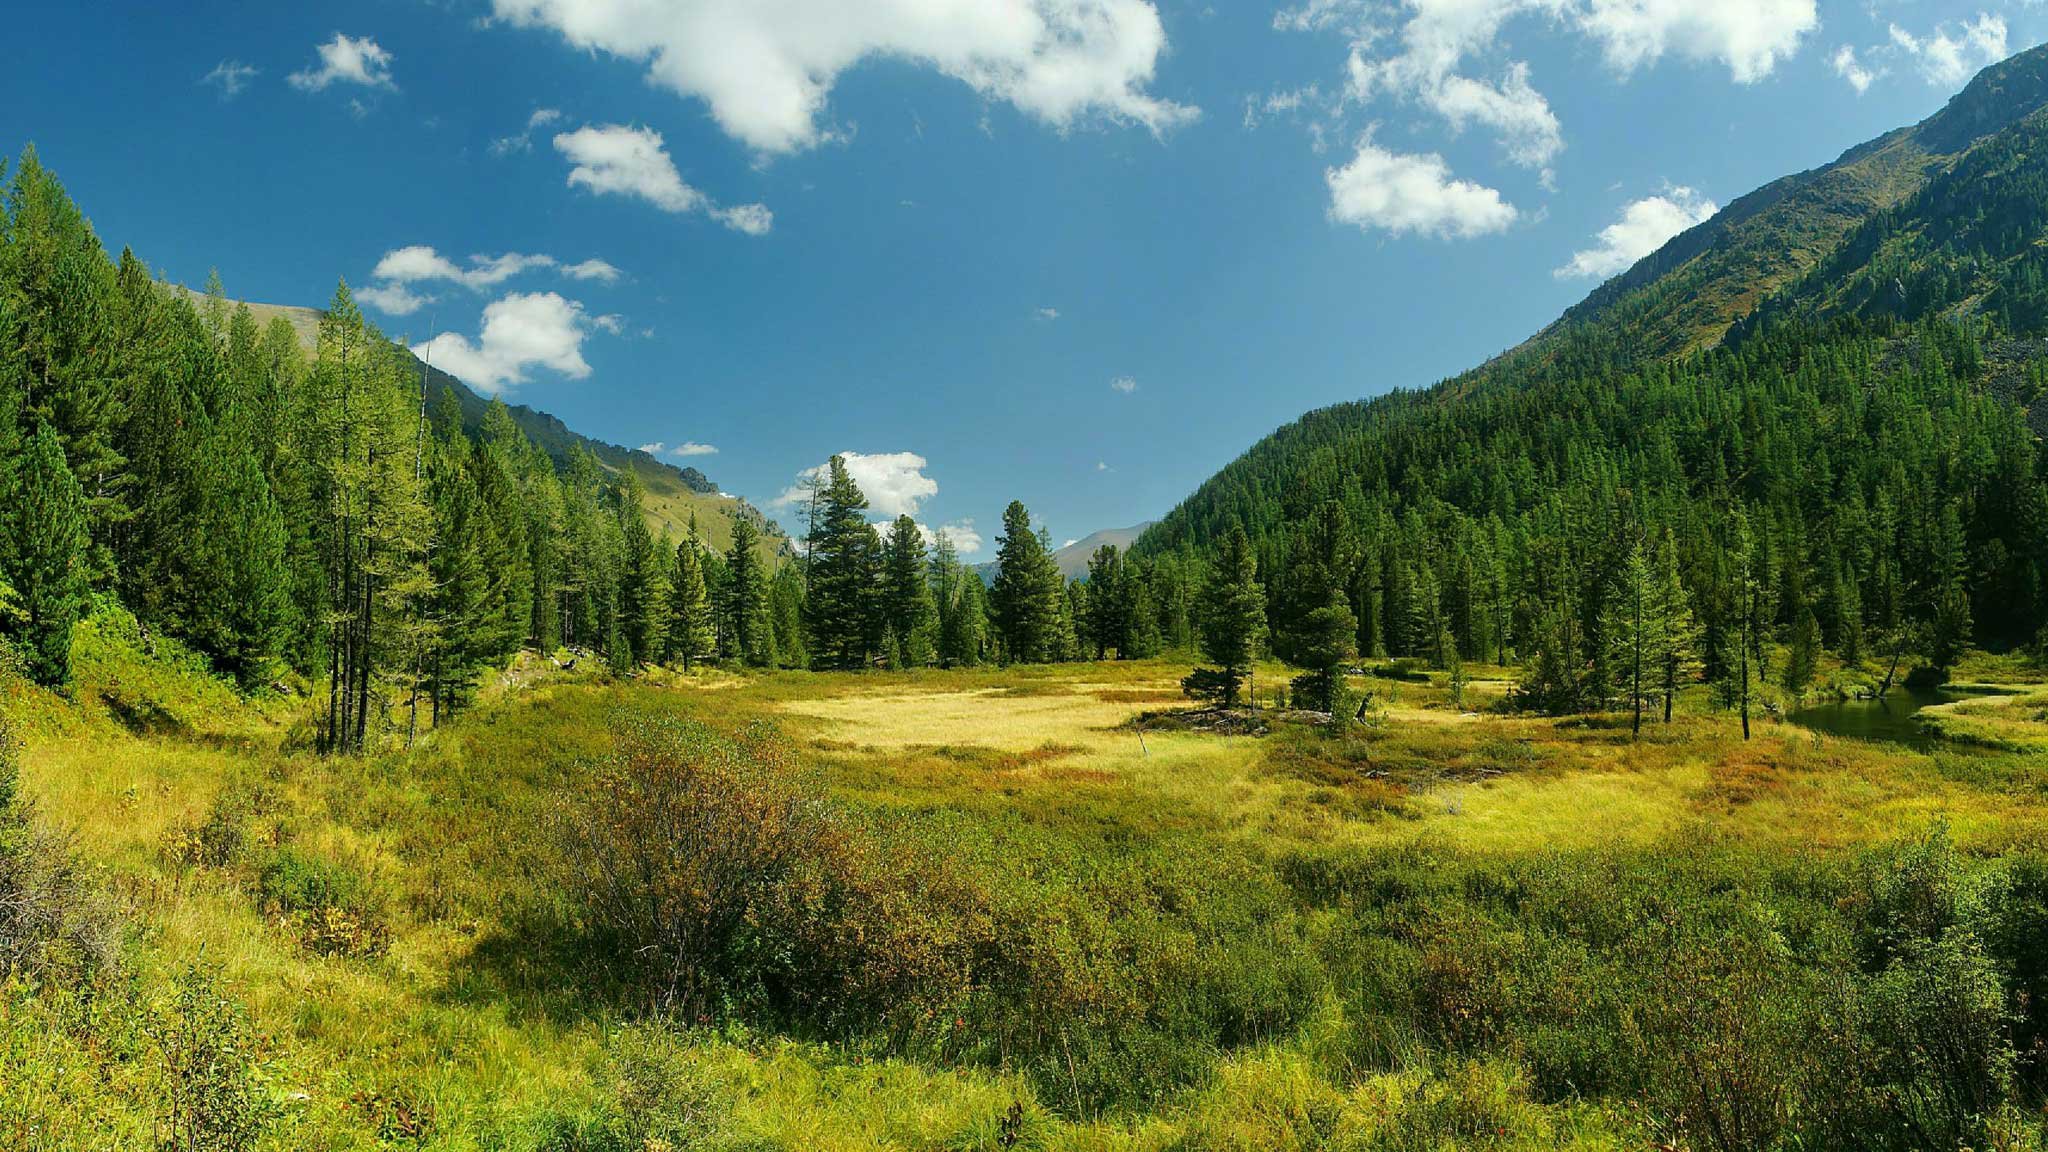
[7,614,2048,1150]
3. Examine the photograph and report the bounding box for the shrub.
[556,718,841,1014]
[257,846,390,958]
[147,967,276,1152]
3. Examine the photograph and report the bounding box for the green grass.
[8,618,2048,1149]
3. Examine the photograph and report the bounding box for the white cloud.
[1555,186,1716,279]
[491,107,567,154]
[937,519,984,555]
[552,123,773,233]
[591,313,626,335]
[289,33,396,92]
[355,247,623,315]
[561,258,622,282]
[1832,45,1877,94]
[357,282,433,316]
[1888,14,2005,89]
[202,60,258,99]
[1110,375,1139,393]
[1280,0,1814,198]
[773,451,940,519]
[712,203,776,236]
[490,0,1197,155]
[413,292,597,394]
[1326,138,1518,239]
[638,440,718,457]
[1581,0,1816,84]
[1036,306,1061,320]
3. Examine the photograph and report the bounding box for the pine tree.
[5,422,87,687]
[1718,513,1763,740]
[726,516,771,667]
[1185,525,1264,708]
[0,148,126,583]
[804,457,877,670]
[931,529,981,668]
[1783,606,1820,696]
[990,501,1058,664]
[881,515,935,668]
[1272,502,1357,717]
[1655,529,1701,723]
[665,529,716,673]
[1086,544,1124,659]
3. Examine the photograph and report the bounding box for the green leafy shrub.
[147,967,276,1152]
[257,846,390,958]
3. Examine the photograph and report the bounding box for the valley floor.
[6,622,2048,1149]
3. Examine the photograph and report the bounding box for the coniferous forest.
[11,35,2048,1152]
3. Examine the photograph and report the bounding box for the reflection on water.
[1788,688,1955,748]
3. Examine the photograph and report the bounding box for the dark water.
[1788,688,1957,748]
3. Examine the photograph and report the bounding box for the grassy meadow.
[6,613,2048,1150]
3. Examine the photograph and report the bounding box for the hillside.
[225,298,788,561]
[1130,44,2048,707]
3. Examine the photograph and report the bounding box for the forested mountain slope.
[1138,45,2048,700]
[189,296,787,561]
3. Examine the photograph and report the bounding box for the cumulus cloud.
[1326,138,1518,239]
[773,451,940,519]
[1277,0,1815,206]
[489,0,1197,155]
[202,60,258,99]
[354,246,625,315]
[357,282,433,317]
[289,33,396,92]
[1832,45,1877,94]
[552,123,773,233]
[413,292,597,394]
[1555,186,1716,279]
[1888,15,2005,89]
[1581,0,1816,84]
[1110,375,1139,393]
[935,519,984,555]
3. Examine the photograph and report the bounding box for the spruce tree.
[881,515,935,668]
[666,530,717,673]
[989,501,1056,663]
[804,457,876,670]
[1086,544,1123,658]
[1185,524,1264,708]
[725,516,771,667]
[6,423,87,687]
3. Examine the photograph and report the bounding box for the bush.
[257,846,391,958]
[147,967,277,1152]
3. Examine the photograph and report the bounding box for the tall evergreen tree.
[804,456,877,670]
[5,422,86,687]
[881,515,935,668]
[665,529,716,673]
[1185,524,1264,708]
[725,516,771,667]
[989,501,1059,664]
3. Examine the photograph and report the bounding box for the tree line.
[0,148,1223,754]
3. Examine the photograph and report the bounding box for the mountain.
[1132,46,2048,672]
[218,298,788,561]
[1141,44,2048,566]
[973,522,1156,584]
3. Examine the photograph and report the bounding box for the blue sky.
[2,1,2038,554]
